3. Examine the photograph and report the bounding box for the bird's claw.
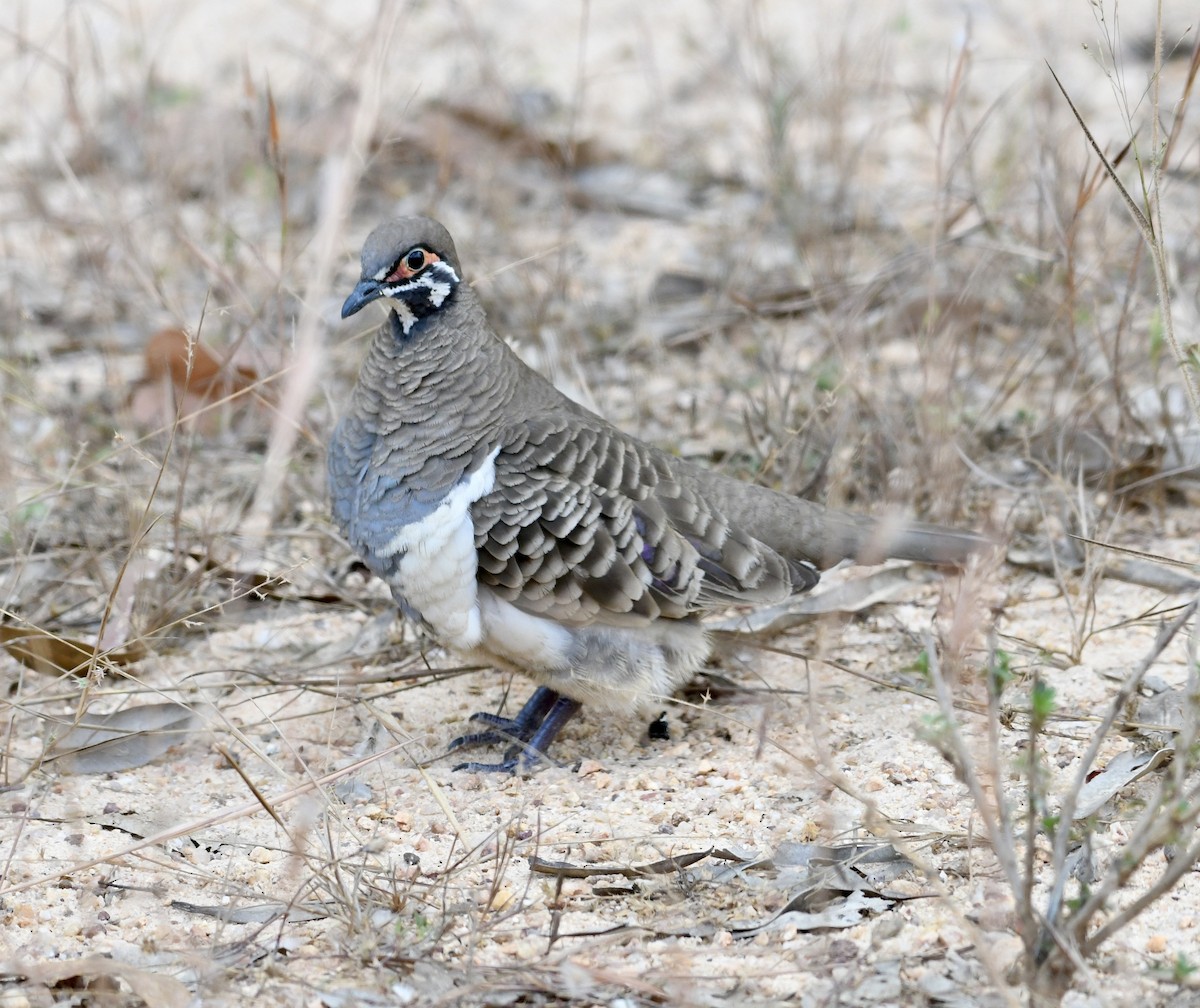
[446,687,581,774]
[452,744,554,774]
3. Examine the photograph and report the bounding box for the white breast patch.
[380,447,500,649]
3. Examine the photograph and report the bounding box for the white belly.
[475,591,575,669]
[471,588,709,716]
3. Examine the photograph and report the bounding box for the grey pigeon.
[330,216,986,772]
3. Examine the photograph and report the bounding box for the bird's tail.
[817,509,990,567]
[700,472,989,569]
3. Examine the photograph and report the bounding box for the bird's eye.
[405,248,427,272]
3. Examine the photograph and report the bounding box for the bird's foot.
[447,686,560,751]
[452,744,553,775]
[449,687,581,774]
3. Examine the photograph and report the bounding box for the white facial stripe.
[394,300,417,333]
[423,266,454,306]
[423,261,459,298]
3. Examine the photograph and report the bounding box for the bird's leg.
[447,686,561,751]
[452,690,582,774]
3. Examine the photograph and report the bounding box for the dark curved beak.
[341,279,384,319]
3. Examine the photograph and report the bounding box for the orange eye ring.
[385,246,441,283]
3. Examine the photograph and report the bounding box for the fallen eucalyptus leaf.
[50,702,196,774]
[731,888,898,938]
[711,566,931,636]
[1073,748,1172,819]
[171,900,328,924]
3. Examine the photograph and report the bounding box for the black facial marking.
[382,259,461,336]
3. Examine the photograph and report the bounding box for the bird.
[330,216,986,773]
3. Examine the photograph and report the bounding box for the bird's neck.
[352,294,518,447]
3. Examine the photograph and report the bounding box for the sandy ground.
[4,2,1200,1006]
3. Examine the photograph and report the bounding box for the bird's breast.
[371,447,500,649]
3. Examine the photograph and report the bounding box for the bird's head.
[341,216,463,335]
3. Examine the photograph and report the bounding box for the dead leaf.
[731,887,897,938]
[555,882,906,942]
[534,840,918,944]
[0,626,146,677]
[0,957,189,1008]
[761,841,913,889]
[1073,748,1172,819]
[170,899,328,924]
[710,566,933,637]
[130,327,264,428]
[49,702,196,774]
[143,327,258,399]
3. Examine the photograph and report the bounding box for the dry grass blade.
[1048,62,1200,423]
[0,738,415,898]
[529,848,735,878]
[242,7,397,539]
